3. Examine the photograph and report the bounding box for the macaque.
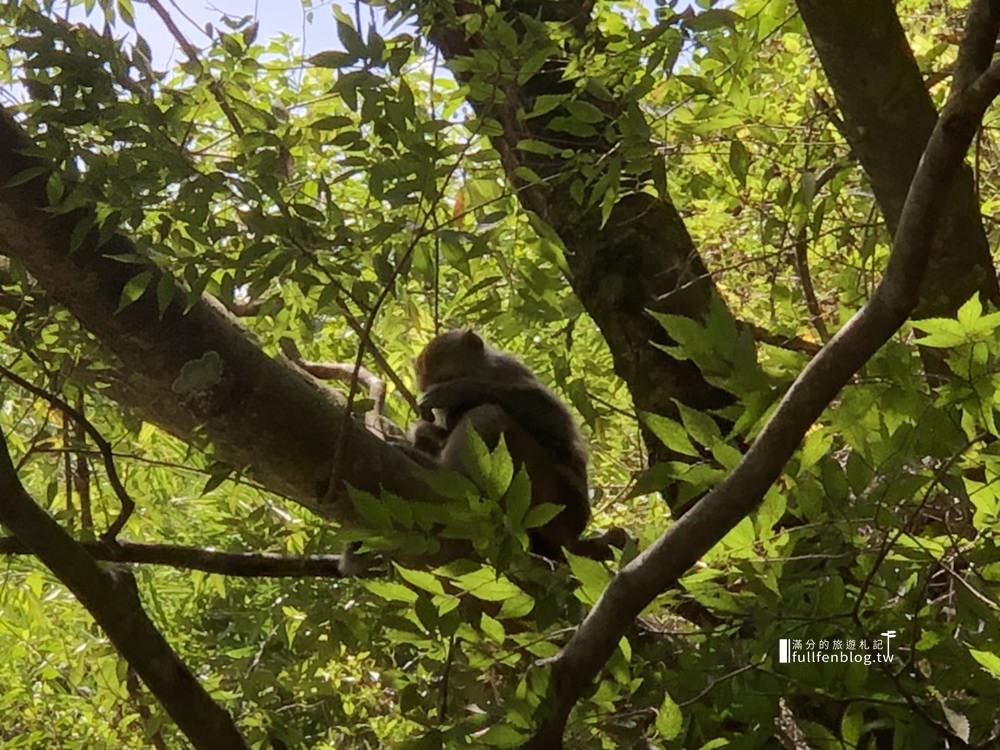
[408,329,594,559]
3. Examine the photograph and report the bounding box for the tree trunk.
[797,0,1000,316]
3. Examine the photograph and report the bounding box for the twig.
[439,633,456,721]
[792,162,844,343]
[0,536,345,577]
[0,425,250,749]
[146,0,246,137]
[0,364,134,542]
[745,322,821,355]
[74,392,93,531]
[279,338,387,436]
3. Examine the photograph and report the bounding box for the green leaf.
[155,273,175,318]
[641,412,699,457]
[728,140,750,186]
[3,165,48,188]
[489,435,514,498]
[684,8,742,32]
[116,271,153,312]
[820,457,849,503]
[497,591,535,618]
[201,468,231,494]
[45,172,64,204]
[394,564,445,596]
[564,100,605,124]
[525,94,565,119]
[516,138,560,155]
[415,466,481,500]
[547,116,597,137]
[970,648,1000,680]
[460,426,496,496]
[566,550,611,605]
[655,690,683,739]
[472,724,526,746]
[505,468,532,529]
[454,569,524,602]
[800,429,831,472]
[350,489,393,529]
[840,704,863,746]
[364,580,418,604]
[523,503,563,530]
[675,401,722,448]
[117,0,135,27]
[337,20,366,58]
[311,115,353,130]
[309,50,355,68]
[69,215,95,253]
[630,462,680,497]
[480,612,505,643]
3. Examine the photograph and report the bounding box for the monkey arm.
[420,378,580,463]
[408,419,448,457]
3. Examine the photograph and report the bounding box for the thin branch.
[321,276,421,413]
[0,364,133,541]
[0,425,249,749]
[745,322,821,356]
[280,338,388,436]
[0,536,345,577]
[145,0,246,137]
[74,392,93,530]
[792,162,844,343]
[520,7,1000,746]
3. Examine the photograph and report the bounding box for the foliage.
[0,0,999,748]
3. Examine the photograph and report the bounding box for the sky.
[91,0,346,65]
[68,0,688,69]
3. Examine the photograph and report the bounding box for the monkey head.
[414,329,486,392]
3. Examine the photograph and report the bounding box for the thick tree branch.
[0,536,345,577]
[522,12,1000,747]
[0,109,440,537]
[0,426,250,749]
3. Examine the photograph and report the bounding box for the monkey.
[407,329,600,560]
[340,329,625,575]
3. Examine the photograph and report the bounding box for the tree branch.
[522,7,1000,746]
[0,536,345,577]
[280,337,388,436]
[0,108,441,538]
[0,363,136,541]
[0,426,250,749]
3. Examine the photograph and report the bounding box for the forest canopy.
[1,0,1000,748]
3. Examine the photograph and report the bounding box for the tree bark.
[519,6,1000,744]
[0,110,436,529]
[416,1,736,500]
[0,537,346,577]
